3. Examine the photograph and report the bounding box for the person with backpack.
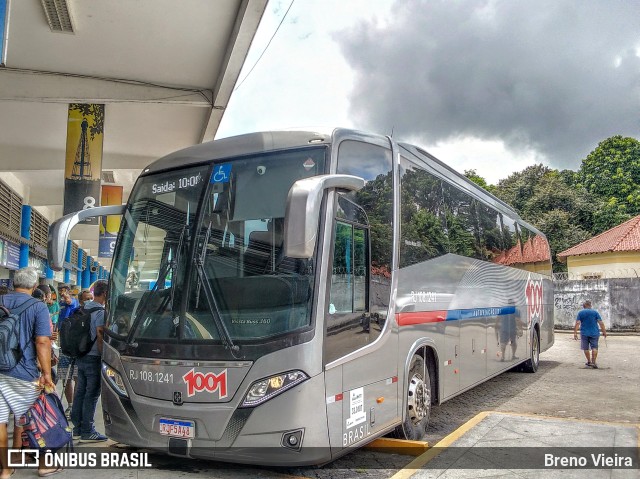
[0,267,61,478]
[79,290,93,307]
[69,280,108,443]
[55,284,78,417]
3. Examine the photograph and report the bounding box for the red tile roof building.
[558,215,640,259]
[493,235,551,266]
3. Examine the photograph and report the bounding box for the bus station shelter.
[0,0,267,286]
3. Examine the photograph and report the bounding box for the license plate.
[159,418,195,438]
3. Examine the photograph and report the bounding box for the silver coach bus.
[48,128,553,465]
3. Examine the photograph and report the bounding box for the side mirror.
[48,205,126,271]
[284,174,365,258]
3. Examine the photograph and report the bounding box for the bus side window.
[330,140,392,364]
[325,194,373,364]
[329,221,367,314]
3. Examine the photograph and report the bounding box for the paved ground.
[425,332,640,444]
[7,332,639,478]
[408,412,638,479]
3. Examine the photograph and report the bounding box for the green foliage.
[464,169,495,194]
[355,172,394,269]
[558,169,578,188]
[533,210,591,273]
[591,198,632,235]
[489,134,640,271]
[494,164,552,214]
[492,164,597,271]
[578,135,640,216]
[445,211,476,257]
[350,135,640,274]
[400,209,448,266]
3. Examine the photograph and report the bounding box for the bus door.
[324,196,398,453]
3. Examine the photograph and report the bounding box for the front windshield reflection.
[186,147,326,342]
[107,147,326,347]
[108,167,207,340]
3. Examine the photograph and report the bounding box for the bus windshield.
[107,147,326,354]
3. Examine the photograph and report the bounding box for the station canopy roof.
[0,0,268,265]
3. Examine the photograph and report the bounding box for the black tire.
[521,327,540,373]
[392,354,431,440]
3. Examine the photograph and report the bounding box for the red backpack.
[20,392,73,451]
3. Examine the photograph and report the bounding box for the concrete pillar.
[44,262,54,280]
[90,258,98,284]
[77,249,84,289]
[82,254,91,287]
[19,205,31,268]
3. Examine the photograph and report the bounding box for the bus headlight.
[241,370,308,408]
[102,362,129,398]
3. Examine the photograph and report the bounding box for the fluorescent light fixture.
[40,0,74,33]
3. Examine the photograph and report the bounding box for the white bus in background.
[48,128,553,465]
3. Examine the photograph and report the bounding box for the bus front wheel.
[393,354,430,441]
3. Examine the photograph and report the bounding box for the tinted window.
[399,156,448,267]
[326,141,392,363]
[467,202,497,260]
[108,167,208,339]
[329,220,367,314]
[184,148,326,343]
[337,140,393,278]
[442,182,481,259]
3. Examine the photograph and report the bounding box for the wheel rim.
[407,373,430,424]
[533,333,539,367]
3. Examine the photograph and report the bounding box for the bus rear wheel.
[393,354,431,441]
[521,328,540,373]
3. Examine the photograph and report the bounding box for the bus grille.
[219,409,252,445]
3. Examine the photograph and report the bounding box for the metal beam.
[0,69,213,106]
[199,0,268,142]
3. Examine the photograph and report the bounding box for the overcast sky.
[217,0,640,184]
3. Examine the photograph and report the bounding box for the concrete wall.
[554,278,640,331]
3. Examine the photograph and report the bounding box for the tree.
[578,136,640,216]
[464,169,495,194]
[494,164,551,214]
[534,210,591,272]
[522,171,595,233]
[591,198,632,235]
[492,165,596,271]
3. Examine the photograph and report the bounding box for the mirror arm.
[48,205,126,271]
[284,174,365,258]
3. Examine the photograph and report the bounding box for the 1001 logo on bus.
[182,368,227,398]
[525,275,544,324]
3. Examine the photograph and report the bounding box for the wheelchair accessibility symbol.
[211,164,232,183]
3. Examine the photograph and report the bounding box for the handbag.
[20,391,73,452]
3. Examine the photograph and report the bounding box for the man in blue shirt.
[0,267,58,478]
[70,280,108,443]
[573,300,607,369]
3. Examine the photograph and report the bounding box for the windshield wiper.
[127,224,187,343]
[195,221,240,357]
